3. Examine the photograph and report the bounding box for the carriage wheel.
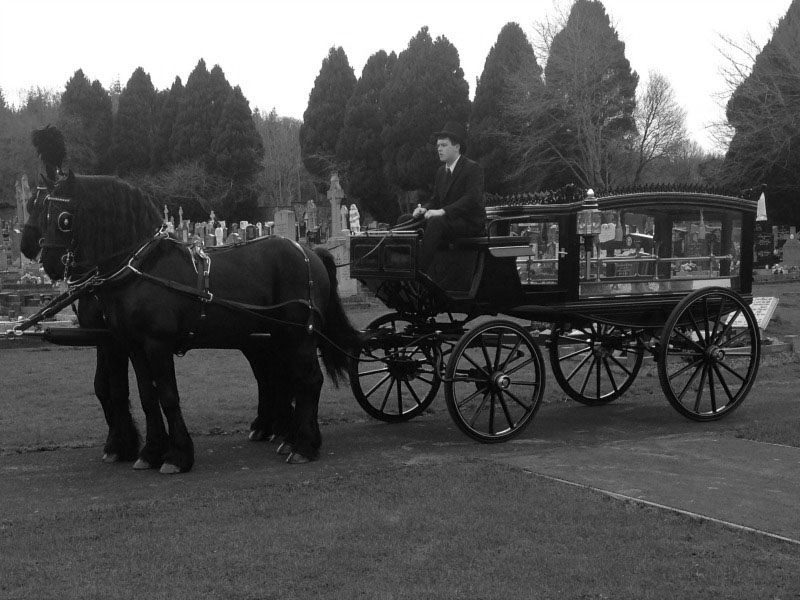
[549,323,644,405]
[658,287,760,421]
[444,320,545,443]
[349,313,442,423]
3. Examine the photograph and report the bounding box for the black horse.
[21,177,301,459]
[32,172,359,473]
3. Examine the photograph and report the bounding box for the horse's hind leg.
[243,347,294,443]
[96,340,140,463]
[285,342,324,463]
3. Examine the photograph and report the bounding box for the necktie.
[445,167,452,182]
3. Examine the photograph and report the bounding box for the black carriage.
[349,185,762,443]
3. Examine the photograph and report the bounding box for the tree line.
[1,0,798,225]
[300,0,800,224]
[0,60,301,224]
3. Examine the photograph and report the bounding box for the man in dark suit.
[413,121,486,272]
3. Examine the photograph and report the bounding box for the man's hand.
[424,208,446,220]
[412,205,427,218]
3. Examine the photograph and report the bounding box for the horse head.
[38,170,79,281]
[39,171,163,281]
[19,174,57,261]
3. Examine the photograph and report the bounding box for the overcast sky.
[0,0,792,151]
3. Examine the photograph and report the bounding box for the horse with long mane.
[21,129,141,464]
[34,171,360,473]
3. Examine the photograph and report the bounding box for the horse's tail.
[314,247,362,387]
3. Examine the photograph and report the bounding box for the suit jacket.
[426,155,486,232]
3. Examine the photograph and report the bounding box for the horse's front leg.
[145,342,194,474]
[129,348,168,471]
[96,339,140,463]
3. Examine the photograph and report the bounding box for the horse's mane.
[71,175,162,265]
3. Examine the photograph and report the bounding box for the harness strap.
[6,276,96,337]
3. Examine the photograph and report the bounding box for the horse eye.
[57,212,73,232]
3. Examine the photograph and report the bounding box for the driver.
[413,122,485,272]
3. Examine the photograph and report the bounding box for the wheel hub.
[491,372,511,391]
[706,345,726,362]
[389,356,419,378]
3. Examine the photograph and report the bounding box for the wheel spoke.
[564,349,594,383]
[478,335,496,371]
[578,354,598,397]
[505,356,536,377]
[364,373,393,399]
[692,363,709,413]
[607,352,635,377]
[499,337,524,371]
[559,344,592,362]
[711,362,737,403]
[602,357,619,393]
[460,350,491,379]
[714,358,747,383]
[379,377,395,412]
[502,388,534,411]
[360,365,391,378]
[673,358,705,402]
[402,378,424,408]
[467,391,491,427]
[667,354,704,380]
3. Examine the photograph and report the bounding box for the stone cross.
[327,172,346,238]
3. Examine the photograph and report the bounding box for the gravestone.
[274,210,296,240]
[780,235,800,267]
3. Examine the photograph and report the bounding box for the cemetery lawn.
[1,280,799,598]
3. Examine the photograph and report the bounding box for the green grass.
[2,461,799,600]
[3,293,800,598]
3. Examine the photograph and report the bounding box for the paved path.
[499,433,800,544]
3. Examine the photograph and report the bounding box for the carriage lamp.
[577,189,601,236]
[577,189,601,279]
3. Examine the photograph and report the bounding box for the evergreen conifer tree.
[151,77,184,170]
[109,67,157,175]
[210,85,265,181]
[470,23,541,194]
[59,69,113,173]
[381,27,470,196]
[336,50,397,222]
[724,0,800,222]
[300,47,356,188]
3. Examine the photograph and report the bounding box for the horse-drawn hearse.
[10,171,762,470]
[348,184,762,442]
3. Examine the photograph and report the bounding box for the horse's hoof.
[286,452,310,464]
[159,463,182,475]
[276,442,292,456]
[133,458,151,470]
[102,453,119,463]
[248,430,267,442]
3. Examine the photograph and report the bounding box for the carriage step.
[42,328,112,346]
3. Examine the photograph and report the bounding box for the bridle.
[39,189,79,280]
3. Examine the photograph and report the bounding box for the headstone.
[306,199,317,231]
[733,296,779,330]
[781,235,800,267]
[274,210,296,239]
